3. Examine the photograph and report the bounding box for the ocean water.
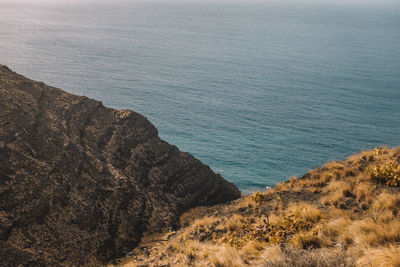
[1,0,399,193]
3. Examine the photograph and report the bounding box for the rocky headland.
[0,65,240,266]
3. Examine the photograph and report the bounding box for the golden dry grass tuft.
[110,146,400,267]
[357,245,400,267]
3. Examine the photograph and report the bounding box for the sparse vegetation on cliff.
[113,146,400,267]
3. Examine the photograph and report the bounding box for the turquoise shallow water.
[1,0,399,193]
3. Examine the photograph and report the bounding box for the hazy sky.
[5,0,400,4]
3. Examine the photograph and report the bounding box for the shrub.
[369,162,400,187]
[252,192,270,203]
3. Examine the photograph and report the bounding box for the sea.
[1,0,399,193]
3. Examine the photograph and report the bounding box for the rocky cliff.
[0,65,240,266]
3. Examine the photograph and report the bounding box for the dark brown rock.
[0,65,240,266]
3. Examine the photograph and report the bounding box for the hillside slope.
[0,65,240,266]
[116,146,400,267]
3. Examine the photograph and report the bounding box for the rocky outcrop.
[0,65,240,266]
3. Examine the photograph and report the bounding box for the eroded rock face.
[0,65,240,266]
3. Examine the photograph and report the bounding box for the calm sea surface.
[1,0,399,193]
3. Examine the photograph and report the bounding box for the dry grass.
[350,219,400,247]
[261,245,355,267]
[371,191,400,212]
[355,182,375,208]
[357,245,400,267]
[288,202,323,223]
[111,146,400,267]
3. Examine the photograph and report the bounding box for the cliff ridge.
[0,65,240,266]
